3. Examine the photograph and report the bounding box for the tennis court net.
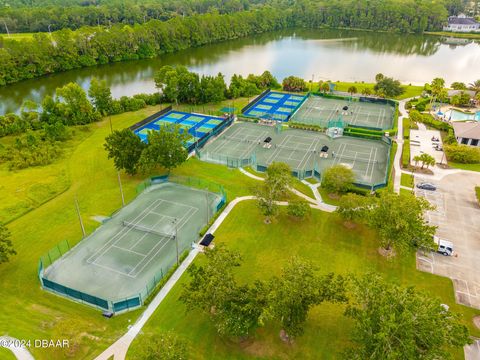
[122,221,175,239]
[222,135,263,144]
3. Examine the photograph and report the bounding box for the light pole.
[172,218,179,265]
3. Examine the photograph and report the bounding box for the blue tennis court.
[242,91,307,122]
[133,110,228,149]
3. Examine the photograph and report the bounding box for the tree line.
[0,0,260,33]
[0,0,460,86]
[1,0,464,34]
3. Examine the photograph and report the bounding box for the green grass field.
[0,105,261,360]
[425,31,480,39]
[448,162,480,172]
[475,186,480,205]
[321,82,423,100]
[0,127,93,224]
[400,172,414,188]
[1,33,36,41]
[127,201,480,359]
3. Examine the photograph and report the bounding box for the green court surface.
[291,95,395,130]
[168,113,185,119]
[197,122,390,187]
[40,182,222,310]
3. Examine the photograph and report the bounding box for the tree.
[138,124,190,173]
[375,73,384,82]
[347,85,357,95]
[154,65,180,103]
[413,153,435,169]
[55,82,100,125]
[286,199,310,219]
[468,79,480,95]
[256,162,292,223]
[451,82,466,90]
[282,76,307,92]
[261,257,347,341]
[336,193,374,224]
[345,273,471,360]
[374,76,405,98]
[444,144,480,163]
[138,332,189,360]
[368,192,436,253]
[321,82,331,94]
[104,129,146,175]
[0,223,16,264]
[88,77,113,115]
[321,165,355,194]
[180,246,266,338]
[450,91,471,107]
[430,77,445,98]
[361,87,372,96]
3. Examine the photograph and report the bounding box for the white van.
[434,236,453,256]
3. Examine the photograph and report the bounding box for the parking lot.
[416,172,480,309]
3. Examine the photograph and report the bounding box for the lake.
[1,28,479,114]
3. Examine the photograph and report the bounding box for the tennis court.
[242,91,307,122]
[291,94,395,130]
[40,180,223,312]
[198,122,390,187]
[133,110,228,149]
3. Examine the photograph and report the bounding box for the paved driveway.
[416,172,480,309]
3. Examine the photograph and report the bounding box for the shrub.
[444,144,480,164]
[322,165,355,194]
[402,140,410,168]
[287,199,311,219]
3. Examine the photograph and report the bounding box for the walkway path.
[0,336,35,360]
[392,98,410,194]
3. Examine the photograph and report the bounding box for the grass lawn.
[1,32,36,41]
[448,162,480,172]
[476,186,480,205]
[325,82,423,100]
[175,97,250,116]
[127,202,480,359]
[0,347,16,360]
[400,172,414,188]
[425,31,480,39]
[317,186,342,206]
[0,105,260,360]
[400,188,413,196]
[0,127,93,224]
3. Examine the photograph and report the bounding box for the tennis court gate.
[38,175,227,313]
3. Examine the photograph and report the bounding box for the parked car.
[434,236,453,256]
[416,182,437,191]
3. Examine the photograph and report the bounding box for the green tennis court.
[291,95,395,130]
[197,122,390,186]
[40,179,224,312]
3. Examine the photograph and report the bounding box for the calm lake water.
[1,29,480,114]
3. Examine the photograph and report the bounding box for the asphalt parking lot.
[415,172,480,310]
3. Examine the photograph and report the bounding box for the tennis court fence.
[38,175,226,313]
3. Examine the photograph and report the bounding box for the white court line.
[364,147,373,179]
[112,245,148,258]
[296,138,319,170]
[127,213,169,251]
[90,198,197,276]
[239,130,268,159]
[150,211,177,219]
[266,135,290,163]
[366,147,377,182]
[333,143,347,165]
[128,206,199,276]
[86,199,163,264]
[210,127,242,153]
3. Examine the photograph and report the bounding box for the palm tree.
[347,86,357,95]
[362,87,372,96]
[468,80,480,95]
